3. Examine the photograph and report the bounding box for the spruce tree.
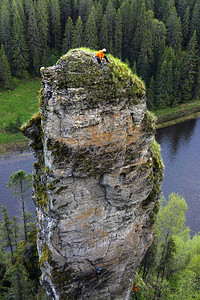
[137,29,153,85]
[84,10,98,49]
[15,0,26,28]
[181,30,198,101]
[114,9,122,59]
[27,2,41,75]
[72,16,84,48]
[105,0,116,54]
[5,262,33,299]
[95,1,103,36]
[62,16,74,53]
[36,0,49,53]
[151,19,166,75]
[0,205,15,260]
[0,0,12,61]
[60,0,73,25]
[166,6,182,51]
[49,0,61,50]
[191,0,200,47]
[134,0,147,59]
[182,6,190,46]
[155,53,173,108]
[79,0,93,24]
[120,0,135,61]
[99,14,108,50]
[0,44,14,89]
[147,76,155,109]
[7,170,33,242]
[11,0,29,77]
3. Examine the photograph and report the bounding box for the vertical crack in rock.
[21,49,163,300]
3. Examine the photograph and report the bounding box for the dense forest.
[1,171,200,299]
[0,0,199,109]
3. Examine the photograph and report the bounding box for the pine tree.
[60,0,73,25]
[62,16,74,53]
[99,14,108,49]
[12,216,19,247]
[151,19,166,76]
[147,76,155,109]
[137,29,153,85]
[79,0,93,24]
[11,0,29,77]
[15,0,26,28]
[0,0,12,61]
[114,9,122,59]
[84,10,98,49]
[27,2,41,75]
[155,50,174,108]
[181,30,198,102]
[36,0,49,53]
[0,44,14,89]
[72,16,84,48]
[49,0,61,50]
[0,205,15,260]
[7,170,33,242]
[191,0,200,47]
[120,0,135,61]
[5,262,33,299]
[94,1,103,36]
[134,0,147,60]
[166,6,182,51]
[105,0,116,54]
[182,6,190,46]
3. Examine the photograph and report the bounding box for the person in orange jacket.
[95,48,109,66]
[134,284,138,299]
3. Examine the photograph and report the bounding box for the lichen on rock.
[22,48,163,300]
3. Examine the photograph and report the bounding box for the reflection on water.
[0,152,36,218]
[156,117,200,236]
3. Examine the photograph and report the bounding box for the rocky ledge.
[21,49,163,300]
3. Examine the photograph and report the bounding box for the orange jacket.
[96,50,104,61]
[134,285,138,292]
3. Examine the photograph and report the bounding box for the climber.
[97,267,102,276]
[134,284,138,300]
[95,48,109,68]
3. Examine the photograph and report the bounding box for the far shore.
[154,100,200,128]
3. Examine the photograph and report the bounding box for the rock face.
[22,49,163,300]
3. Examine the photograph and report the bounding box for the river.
[0,151,36,217]
[156,117,200,236]
[0,117,200,235]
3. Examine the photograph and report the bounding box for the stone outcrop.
[21,49,163,300]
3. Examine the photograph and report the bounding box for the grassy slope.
[0,78,40,146]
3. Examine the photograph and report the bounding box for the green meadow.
[0,78,40,146]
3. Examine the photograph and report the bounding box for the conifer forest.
[0,0,199,109]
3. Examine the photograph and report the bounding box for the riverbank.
[154,100,200,128]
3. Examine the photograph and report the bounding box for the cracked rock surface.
[22,49,163,300]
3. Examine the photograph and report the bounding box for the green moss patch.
[142,139,164,209]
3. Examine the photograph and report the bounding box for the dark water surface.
[0,152,36,218]
[156,117,200,236]
[0,117,200,235]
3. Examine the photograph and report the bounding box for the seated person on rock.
[95,48,109,67]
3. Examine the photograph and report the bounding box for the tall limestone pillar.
[22,49,163,299]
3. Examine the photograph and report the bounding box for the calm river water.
[156,116,200,236]
[0,116,200,235]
